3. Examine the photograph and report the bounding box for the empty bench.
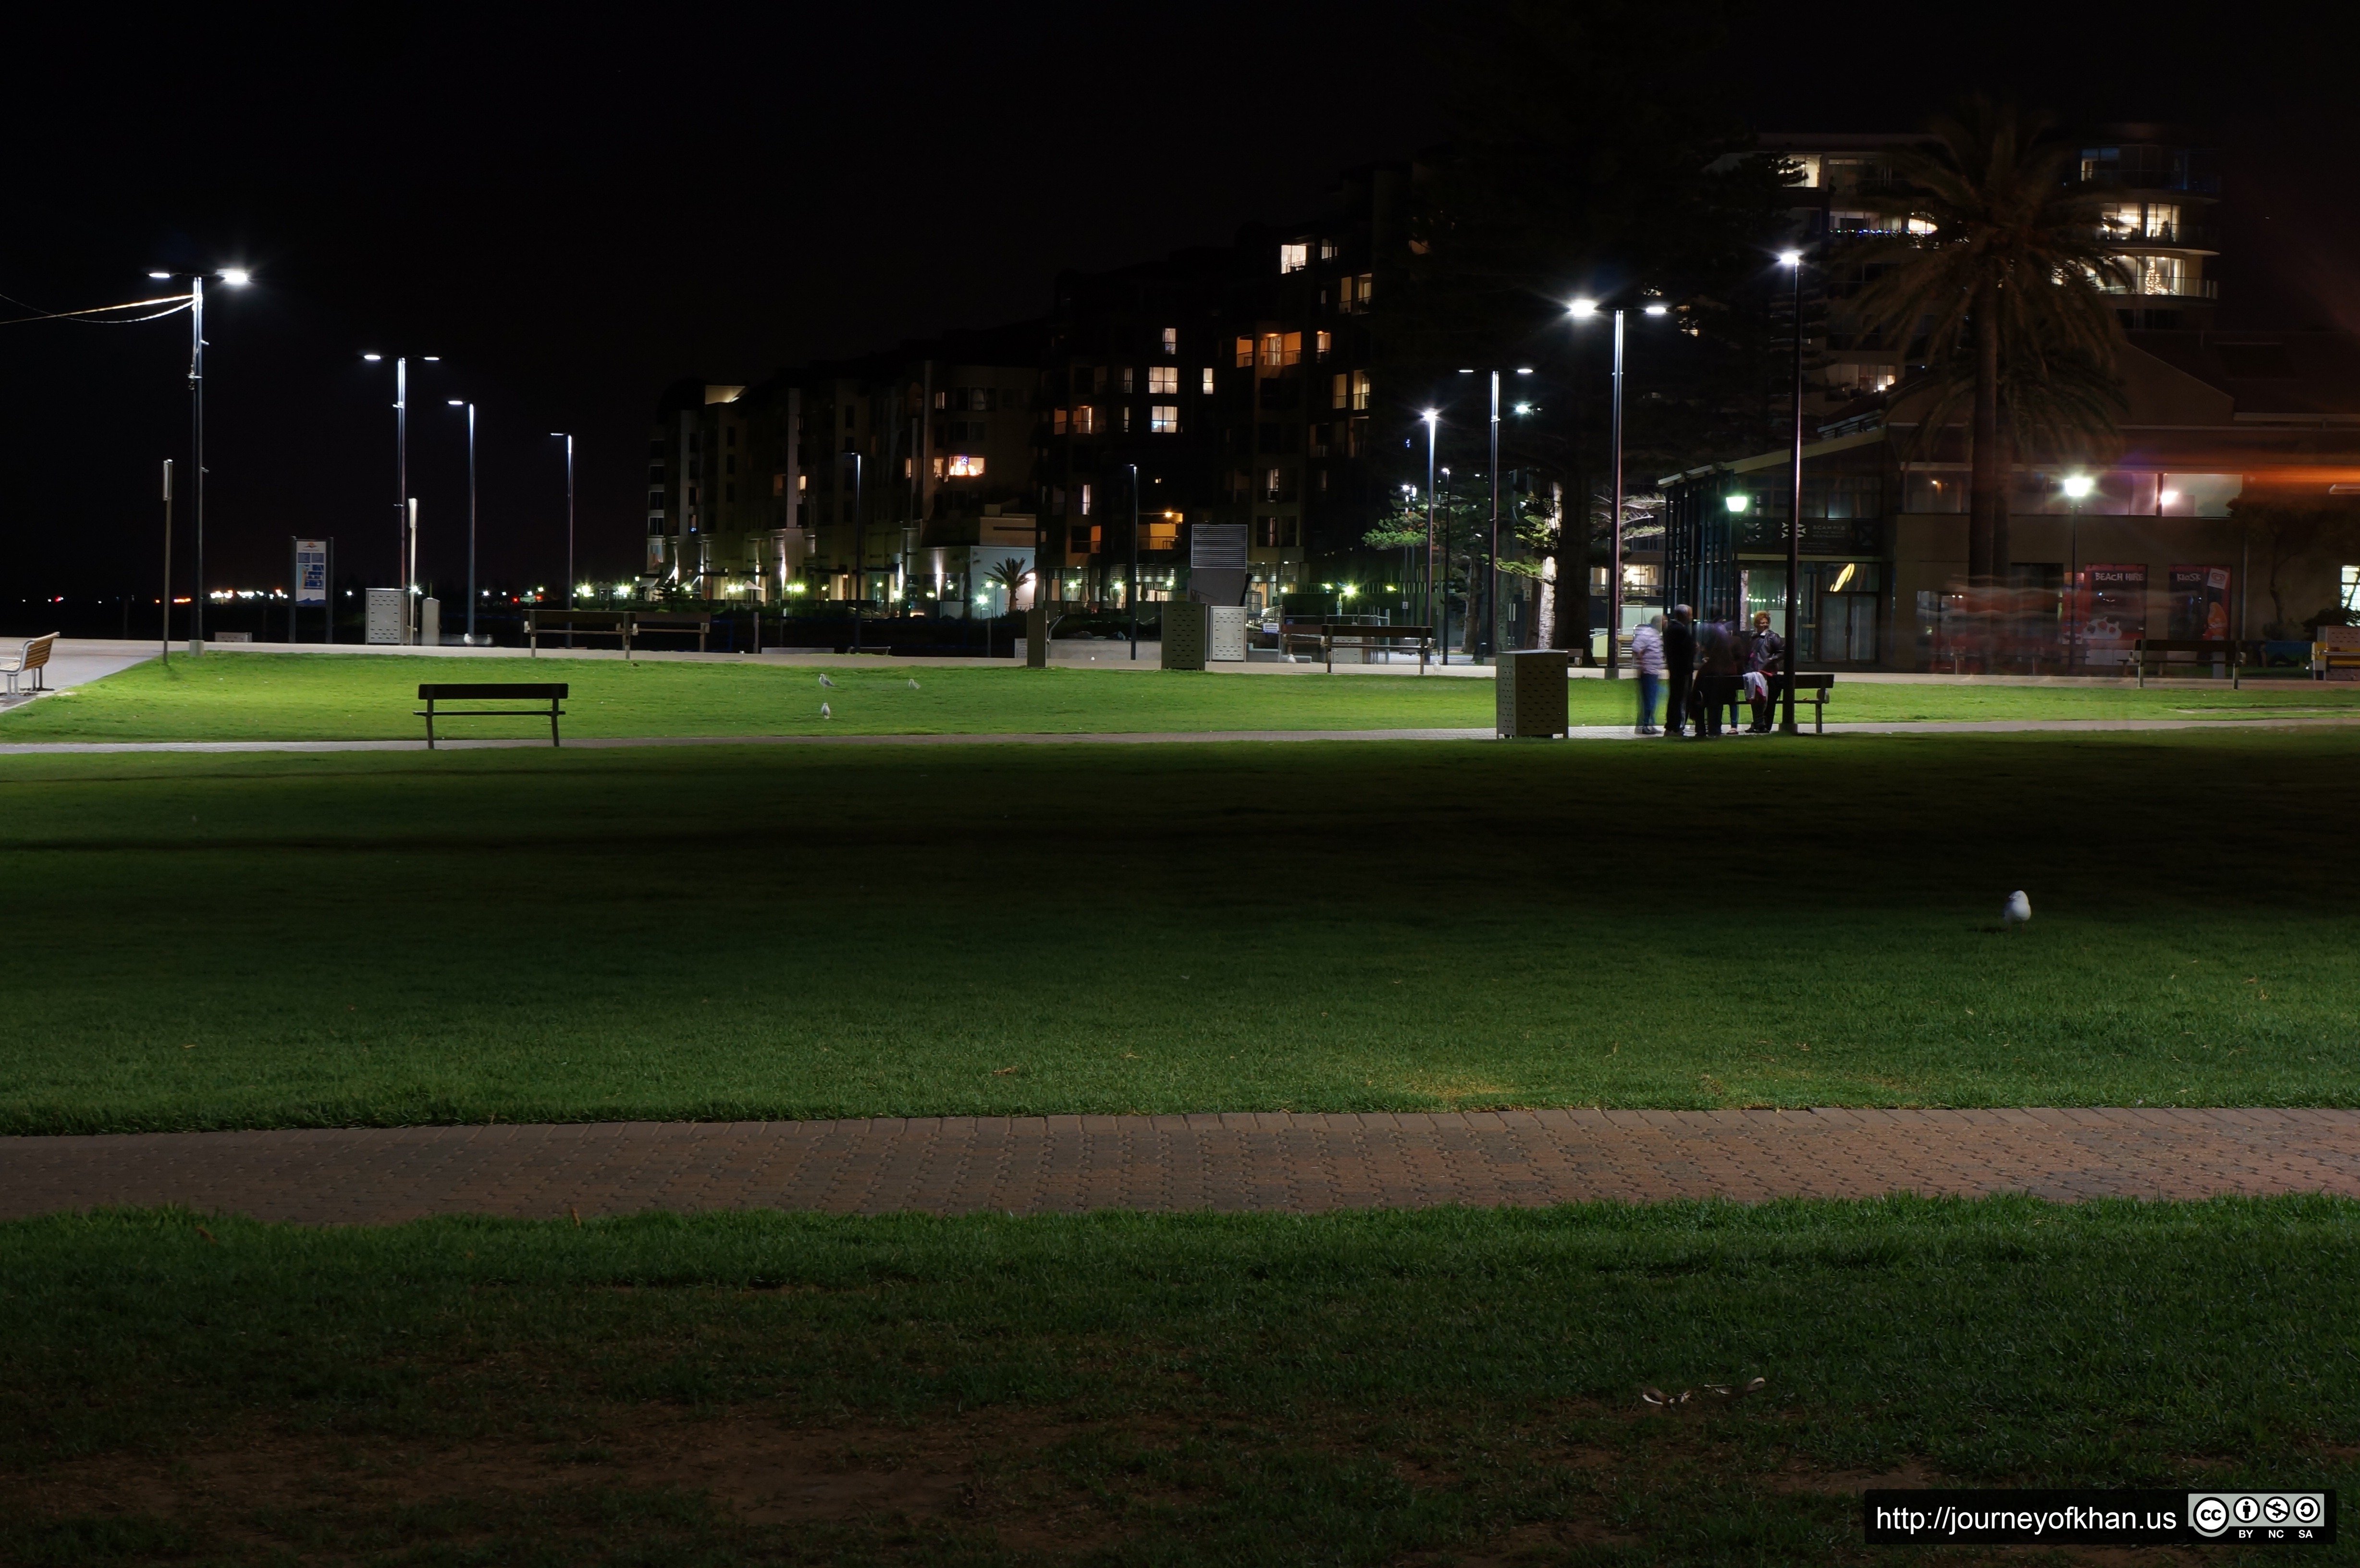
[2,632,59,697]
[416,683,568,748]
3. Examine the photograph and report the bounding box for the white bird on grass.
[2002,890,2031,927]
[818,673,836,687]
[908,677,920,690]
[820,702,832,719]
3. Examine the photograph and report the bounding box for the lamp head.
[1515,367,1534,375]
[1421,409,1438,423]
[448,399,466,407]
[1569,298,1598,317]
[218,269,251,286]
[1724,494,1750,514]
[148,271,172,280]
[1779,249,1804,267]
[1643,303,1670,317]
[362,353,382,362]
[2062,474,2095,499]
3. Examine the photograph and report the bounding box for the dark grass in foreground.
[3,1199,2353,1566]
[3,651,2358,742]
[4,728,2360,1133]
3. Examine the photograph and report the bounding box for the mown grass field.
[4,1198,2352,1566]
[2,727,2355,1133]
[2,651,2358,741]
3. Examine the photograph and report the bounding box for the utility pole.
[1487,370,1500,661]
[160,459,173,664]
[1779,250,1807,735]
[188,274,205,651]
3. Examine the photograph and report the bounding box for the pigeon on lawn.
[908,677,920,689]
[818,673,836,687]
[821,702,832,719]
[2002,890,2031,927]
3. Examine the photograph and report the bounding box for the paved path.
[5,714,2360,756]
[5,1109,2352,1224]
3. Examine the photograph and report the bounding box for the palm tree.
[1848,100,2131,582]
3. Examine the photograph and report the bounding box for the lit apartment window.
[1340,273,1373,312]
[1121,406,1133,434]
[933,390,947,409]
[1261,333,1283,367]
[1351,370,1371,411]
[798,474,807,491]
[902,458,912,479]
[1315,330,1331,360]
[1161,326,1178,355]
[1201,368,1216,394]
[1234,336,1253,368]
[932,456,945,478]
[1054,408,1069,434]
[1331,373,1349,410]
[947,454,985,478]
[1279,242,1309,272]
[1080,483,1093,516]
[1151,404,1180,433]
[1318,240,1338,261]
[1119,366,1135,394]
[772,474,785,496]
[1148,365,1178,394]
[1073,405,1097,435]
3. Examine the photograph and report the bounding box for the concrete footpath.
[3,1109,2353,1224]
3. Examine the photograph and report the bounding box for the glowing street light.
[1573,294,1676,677]
[2062,474,2094,672]
[1777,247,1807,733]
[150,267,251,649]
[449,399,479,643]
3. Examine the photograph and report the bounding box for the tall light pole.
[1127,462,1141,660]
[363,353,440,634]
[1458,368,1535,660]
[550,433,575,639]
[1573,297,1674,678]
[1778,248,1807,735]
[450,401,478,643]
[1422,410,1439,664]
[2062,473,2093,673]
[150,268,250,648]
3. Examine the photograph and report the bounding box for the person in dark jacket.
[1745,610,1785,732]
[1661,604,1696,738]
[1693,618,1740,737]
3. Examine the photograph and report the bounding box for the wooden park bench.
[416,683,567,748]
[627,611,713,652]
[2133,637,2247,688]
[1317,622,1435,674]
[1,632,59,697]
[1690,672,1835,734]
[523,607,632,656]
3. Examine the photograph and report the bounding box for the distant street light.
[449,400,479,644]
[1571,295,1672,677]
[150,268,251,648]
[363,352,441,638]
[1778,248,1807,734]
[2062,472,2095,672]
[1455,366,1535,660]
[550,432,575,641]
[1422,410,1440,664]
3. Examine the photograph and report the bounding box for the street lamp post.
[450,401,478,644]
[1422,411,1439,666]
[150,268,250,648]
[1778,249,1807,735]
[844,451,865,654]
[2062,473,2093,673]
[1456,368,1535,661]
[1570,298,1668,676]
[363,352,440,638]
[550,432,575,646]
[1127,462,1140,660]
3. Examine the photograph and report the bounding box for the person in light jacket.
[1745,610,1785,733]
[1630,614,1666,735]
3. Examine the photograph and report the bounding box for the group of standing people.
[1627,606,1784,737]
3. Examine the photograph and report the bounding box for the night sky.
[1,1,2342,607]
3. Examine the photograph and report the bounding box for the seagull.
[820,702,832,719]
[2003,890,2031,927]
[907,677,920,689]
[818,673,836,688]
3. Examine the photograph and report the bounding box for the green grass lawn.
[3,728,2356,1133]
[4,651,2359,742]
[5,1198,2352,1565]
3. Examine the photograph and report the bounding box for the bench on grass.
[2132,637,2245,688]
[416,683,567,748]
[523,608,632,656]
[627,612,712,652]
[1317,622,1435,674]
[2,632,59,696]
[1694,672,1834,733]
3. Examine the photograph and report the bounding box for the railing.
[2102,279,2218,299]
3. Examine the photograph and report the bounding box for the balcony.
[2102,278,2218,299]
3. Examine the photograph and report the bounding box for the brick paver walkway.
[4,1109,2353,1224]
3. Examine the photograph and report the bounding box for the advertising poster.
[2167,565,2232,640]
[295,539,329,605]
[2078,564,2148,665]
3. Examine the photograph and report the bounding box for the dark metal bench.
[416,683,568,748]
[2133,637,2248,688]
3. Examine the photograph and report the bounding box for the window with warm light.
[1073,405,1097,435]
[1148,365,1178,394]
[1120,366,1135,394]
[1160,326,1177,355]
[1053,408,1068,434]
[1350,370,1370,411]
[1234,336,1253,368]
[1261,333,1283,367]
[1201,368,1216,394]
[947,454,985,478]
[1315,330,1331,360]
[1279,242,1309,273]
[1151,404,1180,433]
[1079,483,1093,516]
[1121,406,1132,434]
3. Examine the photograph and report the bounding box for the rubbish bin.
[1161,601,1210,670]
[1496,649,1569,737]
[365,588,406,645]
[1209,605,1248,662]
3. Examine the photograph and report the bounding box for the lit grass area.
[3,1199,2353,1566]
[3,651,2359,742]
[2,728,2356,1134]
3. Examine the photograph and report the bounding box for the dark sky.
[2,0,2343,601]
